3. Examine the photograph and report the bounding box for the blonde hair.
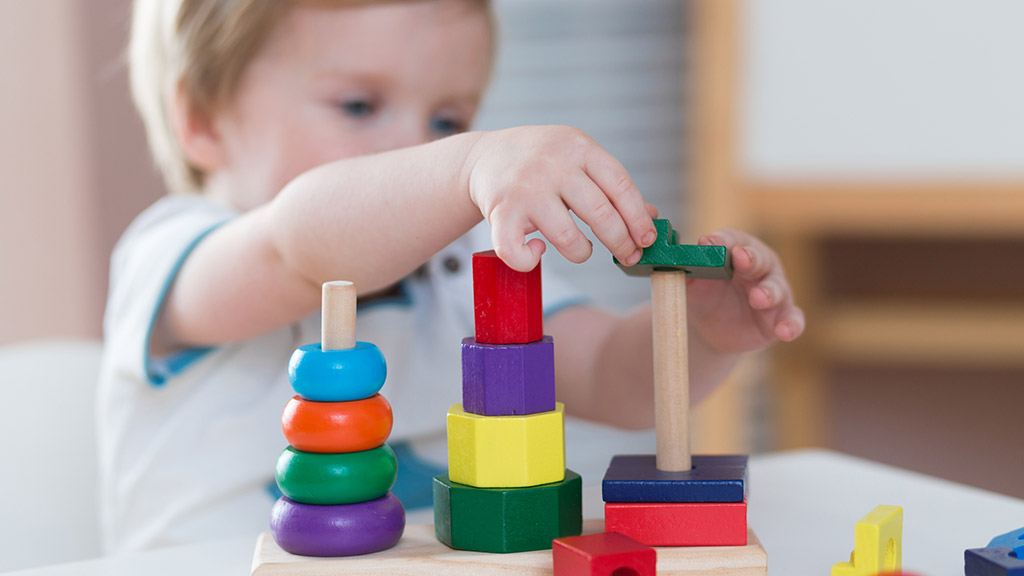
[129,0,491,195]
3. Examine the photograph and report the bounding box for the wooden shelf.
[745,181,1024,237]
[820,302,1024,367]
[688,0,1024,451]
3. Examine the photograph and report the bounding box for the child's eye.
[429,115,465,137]
[338,99,376,119]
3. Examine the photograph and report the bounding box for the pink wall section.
[0,0,162,345]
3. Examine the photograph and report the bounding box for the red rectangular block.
[472,250,543,344]
[553,531,656,576]
[604,501,747,547]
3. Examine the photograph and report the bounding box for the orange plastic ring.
[282,393,393,453]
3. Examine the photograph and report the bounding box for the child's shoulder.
[108,194,239,300]
[121,194,237,244]
[112,194,238,264]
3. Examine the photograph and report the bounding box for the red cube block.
[473,250,543,344]
[553,531,656,576]
[604,501,747,547]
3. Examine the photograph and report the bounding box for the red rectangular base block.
[553,532,656,576]
[604,501,747,547]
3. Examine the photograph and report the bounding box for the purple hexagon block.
[462,336,556,416]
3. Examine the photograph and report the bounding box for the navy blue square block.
[965,547,1024,576]
[601,454,747,503]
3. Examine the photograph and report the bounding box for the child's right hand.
[464,126,659,272]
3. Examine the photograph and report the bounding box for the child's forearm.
[158,133,487,351]
[550,304,741,430]
[159,125,656,353]
[268,132,488,293]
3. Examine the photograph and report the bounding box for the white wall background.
[744,0,1024,179]
[474,0,687,311]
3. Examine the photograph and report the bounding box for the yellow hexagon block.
[447,403,565,488]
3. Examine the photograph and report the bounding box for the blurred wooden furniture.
[686,0,1024,451]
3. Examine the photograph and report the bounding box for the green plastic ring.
[275,444,398,505]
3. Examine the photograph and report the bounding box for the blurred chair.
[0,339,103,571]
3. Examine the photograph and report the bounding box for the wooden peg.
[615,220,732,472]
[322,281,356,351]
[651,270,690,472]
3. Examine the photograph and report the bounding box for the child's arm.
[153,126,657,353]
[548,229,805,429]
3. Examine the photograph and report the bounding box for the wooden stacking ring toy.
[275,444,398,505]
[287,342,386,402]
[270,493,405,557]
[282,393,393,453]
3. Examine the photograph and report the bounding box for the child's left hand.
[686,228,805,356]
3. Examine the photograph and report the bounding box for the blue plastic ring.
[288,342,387,402]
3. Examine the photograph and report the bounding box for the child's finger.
[737,247,777,284]
[490,208,545,272]
[751,277,804,342]
[772,303,806,342]
[530,201,593,264]
[749,277,789,310]
[562,177,640,266]
[582,148,657,248]
[714,236,778,285]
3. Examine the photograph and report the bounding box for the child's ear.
[171,81,226,173]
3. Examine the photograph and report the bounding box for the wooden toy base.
[251,520,767,575]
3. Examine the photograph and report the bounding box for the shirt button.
[443,256,461,274]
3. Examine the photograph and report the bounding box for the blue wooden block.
[965,548,1024,576]
[602,454,747,503]
[990,527,1024,559]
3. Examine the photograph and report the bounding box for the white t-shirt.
[98,194,655,553]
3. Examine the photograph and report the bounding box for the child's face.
[209,0,493,209]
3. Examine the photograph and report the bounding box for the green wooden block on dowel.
[615,219,733,280]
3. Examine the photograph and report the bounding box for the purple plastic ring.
[270,493,405,557]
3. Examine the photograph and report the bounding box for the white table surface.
[7,449,1022,576]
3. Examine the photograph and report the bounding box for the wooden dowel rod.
[651,270,691,471]
[322,281,357,351]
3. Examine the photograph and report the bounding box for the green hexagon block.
[615,219,733,279]
[433,470,582,553]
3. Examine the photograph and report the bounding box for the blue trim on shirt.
[267,480,283,501]
[356,281,413,311]
[150,346,215,385]
[143,223,225,387]
[389,441,447,510]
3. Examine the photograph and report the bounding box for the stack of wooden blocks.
[602,453,748,546]
[433,251,583,553]
[269,281,405,557]
[603,219,748,547]
[251,224,769,575]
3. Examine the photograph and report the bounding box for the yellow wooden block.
[831,505,903,576]
[447,403,565,488]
